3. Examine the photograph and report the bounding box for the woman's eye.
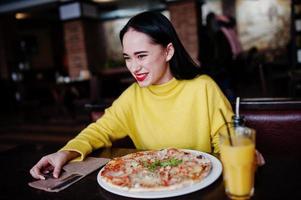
[137,55,146,59]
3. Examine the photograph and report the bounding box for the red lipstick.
[135,73,148,82]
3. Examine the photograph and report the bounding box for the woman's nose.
[129,60,142,72]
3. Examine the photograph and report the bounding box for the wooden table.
[1,144,300,199]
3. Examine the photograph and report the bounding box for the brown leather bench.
[240,98,301,156]
[86,98,301,155]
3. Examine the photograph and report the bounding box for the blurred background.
[0,0,300,151]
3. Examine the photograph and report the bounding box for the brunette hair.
[119,11,202,79]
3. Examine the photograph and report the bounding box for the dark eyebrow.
[134,51,148,55]
[123,51,148,57]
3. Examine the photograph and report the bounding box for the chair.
[86,98,301,154]
[239,98,301,156]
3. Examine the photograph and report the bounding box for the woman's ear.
[165,43,175,62]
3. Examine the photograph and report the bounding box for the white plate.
[97,150,222,199]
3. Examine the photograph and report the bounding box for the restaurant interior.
[0,0,300,152]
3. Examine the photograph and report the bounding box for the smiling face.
[122,29,174,87]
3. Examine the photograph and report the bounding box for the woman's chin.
[137,80,150,88]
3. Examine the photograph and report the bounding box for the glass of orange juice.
[219,124,256,199]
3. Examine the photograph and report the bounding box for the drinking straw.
[235,97,240,117]
[219,108,233,146]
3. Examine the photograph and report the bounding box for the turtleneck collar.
[146,78,179,96]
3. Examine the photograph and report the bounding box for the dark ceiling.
[0,0,167,20]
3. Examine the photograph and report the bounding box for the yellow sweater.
[60,75,233,160]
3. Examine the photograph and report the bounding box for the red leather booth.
[86,98,301,156]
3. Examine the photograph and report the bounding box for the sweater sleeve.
[59,85,134,161]
[205,76,234,154]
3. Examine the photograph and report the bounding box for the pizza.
[99,148,212,192]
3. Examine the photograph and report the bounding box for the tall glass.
[219,124,256,199]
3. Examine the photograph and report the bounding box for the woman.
[30,11,237,180]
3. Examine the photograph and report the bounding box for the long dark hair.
[119,11,202,80]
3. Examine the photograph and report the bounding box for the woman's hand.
[255,150,265,166]
[29,150,80,180]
